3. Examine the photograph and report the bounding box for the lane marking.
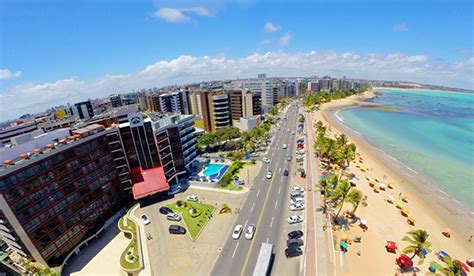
[274,200,278,209]
[266,237,269,243]
[270,216,274,228]
[232,242,240,259]
[250,203,255,212]
[256,190,260,197]
[278,186,281,195]
[244,219,248,227]
[240,154,279,276]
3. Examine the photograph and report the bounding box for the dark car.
[169,225,186,235]
[286,238,304,247]
[159,206,173,215]
[285,247,303,258]
[288,230,304,239]
[283,168,289,176]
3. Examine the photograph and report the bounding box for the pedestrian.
[469,235,473,242]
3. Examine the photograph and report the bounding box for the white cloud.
[392,23,408,32]
[279,32,291,46]
[154,7,211,23]
[1,51,472,120]
[0,69,22,80]
[263,22,279,33]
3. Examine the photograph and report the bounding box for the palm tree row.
[303,87,367,106]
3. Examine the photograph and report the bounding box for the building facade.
[198,91,232,132]
[159,91,190,115]
[72,101,94,120]
[0,122,38,146]
[0,127,130,267]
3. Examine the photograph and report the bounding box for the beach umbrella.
[386,241,398,251]
[455,260,470,272]
[396,199,404,209]
[442,228,451,238]
[407,217,416,225]
[360,219,368,226]
[396,254,413,268]
[379,183,387,190]
[387,195,394,203]
[340,241,348,249]
[342,233,349,240]
[401,208,409,216]
[439,251,450,259]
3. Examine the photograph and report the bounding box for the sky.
[0,0,473,120]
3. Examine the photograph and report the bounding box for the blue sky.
[0,0,473,119]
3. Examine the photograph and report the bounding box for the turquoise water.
[202,163,227,177]
[337,88,474,210]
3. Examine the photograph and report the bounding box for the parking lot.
[133,187,248,275]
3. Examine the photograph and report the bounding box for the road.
[211,103,301,276]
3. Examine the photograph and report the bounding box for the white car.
[282,144,288,149]
[290,203,305,211]
[291,131,295,135]
[290,197,304,205]
[262,157,270,164]
[266,170,273,179]
[245,224,256,240]
[292,187,305,193]
[167,213,182,221]
[232,224,243,239]
[290,191,304,198]
[296,149,305,155]
[141,214,150,225]
[288,215,304,224]
[186,195,198,202]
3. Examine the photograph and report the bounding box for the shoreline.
[373,86,474,95]
[311,89,473,274]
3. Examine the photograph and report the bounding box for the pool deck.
[197,162,232,180]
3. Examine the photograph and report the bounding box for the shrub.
[176,200,185,208]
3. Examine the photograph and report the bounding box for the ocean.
[336,88,474,211]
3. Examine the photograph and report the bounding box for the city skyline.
[1,0,473,119]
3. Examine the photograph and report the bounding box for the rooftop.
[131,167,169,200]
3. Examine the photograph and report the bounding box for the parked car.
[286,155,292,161]
[296,156,304,162]
[167,185,182,195]
[159,206,173,215]
[245,224,256,240]
[290,197,304,205]
[232,225,243,239]
[285,247,303,258]
[262,157,270,164]
[290,191,304,198]
[287,238,304,247]
[291,131,295,135]
[251,152,260,157]
[283,168,289,176]
[287,215,303,224]
[167,213,182,221]
[292,187,304,193]
[169,225,186,235]
[141,214,150,225]
[290,203,305,211]
[266,170,273,179]
[282,144,288,149]
[288,230,304,240]
[186,195,198,202]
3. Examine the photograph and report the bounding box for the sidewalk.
[130,205,152,276]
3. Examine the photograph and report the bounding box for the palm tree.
[346,189,367,215]
[434,258,463,276]
[330,180,351,221]
[402,229,432,263]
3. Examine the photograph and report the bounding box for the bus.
[252,242,274,276]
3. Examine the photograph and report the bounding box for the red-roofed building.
[131,167,170,199]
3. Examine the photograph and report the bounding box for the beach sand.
[311,89,473,275]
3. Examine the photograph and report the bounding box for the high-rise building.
[109,94,122,108]
[159,91,190,115]
[229,90,261,120]
[231,79,274,108]
[72,101,94,120]
[198,91,232,132]
[0,126,130,267]
[136,92,149,111]
[148,94,162,112]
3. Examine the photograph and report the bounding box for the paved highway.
[212,103,302,276]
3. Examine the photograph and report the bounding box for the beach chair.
[402,195,409,203]
[401,208,409,216]
[386,241,398,253]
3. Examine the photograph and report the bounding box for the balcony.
[181,133,196,145]
[182,139,197,152]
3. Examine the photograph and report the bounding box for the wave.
[334,111,344,123]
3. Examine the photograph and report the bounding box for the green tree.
[269,106,280,116]
[330,180,351,221]
[216,127,241,142]
[434,258,464,276]
[346,189,367,214]
[402,229,432,263]
[299,115,305,123]
[197,133,217,147]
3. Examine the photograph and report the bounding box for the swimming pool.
[202,163,229,179]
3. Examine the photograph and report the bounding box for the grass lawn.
[166,201,215,240]
[194,119,204,129]
[118,217,140,270]
[217,161,254,191]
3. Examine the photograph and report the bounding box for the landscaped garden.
[118,217,140,271]
[166,200,215,240]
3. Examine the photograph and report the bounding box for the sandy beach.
[311,89,474,275]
